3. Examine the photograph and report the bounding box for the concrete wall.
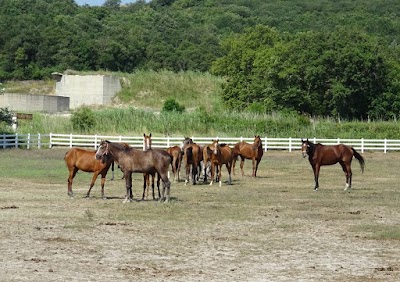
[0,93,69,113]
[55,74,121,109]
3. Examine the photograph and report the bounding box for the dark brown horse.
[301,139,365,191]
[143,133,161,200]
[203,139,233,186]
[181,137,203,185]
[95,140,172,202]
[232,135,264,177]
[64,148,114,199]
[166,145,183,182]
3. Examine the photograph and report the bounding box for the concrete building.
[54,74,121,109]
[0,93,69,113]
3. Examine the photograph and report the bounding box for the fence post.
[27,133,31,150]
[361,138,364,153]
[49,133,52,148]
[38,133,41,149]
[94,134,98,149]
[384,138,387,153]
[337,138,340,144]
[69,133,73,148]
[289,137,292,152]
[264,137,267,152]
[15,133,18,148]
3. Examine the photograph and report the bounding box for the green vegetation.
[1,0,400,129]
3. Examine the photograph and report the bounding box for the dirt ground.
[0,149,399,281]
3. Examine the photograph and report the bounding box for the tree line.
[1,0,400,119]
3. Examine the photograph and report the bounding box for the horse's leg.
[142,173,148,200]
[192,162,198,185]
[203,160,208,183]
[218,164,223,187]
[341,162,352,191]
[313,164,320,191]
[184,162,190,185]
[232,157,237,176]
[240,156,245,176]
[151,173,155,200]
[86,172,99,198]
[159,173,171,202]
[110,162,115,181]
[254,159,261,177]
[124,172,133,203]
[209,162,215,186]
[157,173,161,199]
[226,162,232,185]
[251,157,257,177]
[67,167,78,197]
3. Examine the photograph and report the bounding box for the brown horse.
[181,137,203,185]
[95,140,172,202]
[203,140,233,186]
[166,145,183,182]
[64,148,114,199]
[232,135,264,177]
[301,138,365,191]
[143,133,161,200]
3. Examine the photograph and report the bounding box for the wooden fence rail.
[0,133,400,153]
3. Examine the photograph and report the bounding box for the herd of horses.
[64,135,365,202]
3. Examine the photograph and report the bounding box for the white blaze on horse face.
[301,143,308,158]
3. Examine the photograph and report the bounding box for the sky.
[75,0,137,6]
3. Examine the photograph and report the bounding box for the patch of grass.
[351,225,400,240]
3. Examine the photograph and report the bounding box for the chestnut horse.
[142,133,161,200]
[181,137,203,185]
[64,148,114,199]
[203,140,233,186]
[95,140,172,202]
[166,145,183,182]
[301,139,365,191]
[232,135,264,177]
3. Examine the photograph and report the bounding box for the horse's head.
[95,140,109,160]
[301,138,310,158]
[209,139,219,155]
[143,133,152,150]
[254,135,262,148]
[181,137,194,149]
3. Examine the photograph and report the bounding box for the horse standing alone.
[232,135,264,177]
[95,140,172,202]
[64,148,114,198]
[301,138,365,191]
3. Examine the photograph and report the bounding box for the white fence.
[1,133,400,153]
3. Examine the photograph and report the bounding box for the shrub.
[162,98,185,113]
[71,107,96,132]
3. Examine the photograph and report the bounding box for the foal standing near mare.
[301,139,365,191]
[64,148,114,199]
[95,140,172,202]
[203,139,233,186]
[232,135,264,177]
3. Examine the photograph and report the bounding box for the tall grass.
[17,108,400,139]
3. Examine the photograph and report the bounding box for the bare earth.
[0,149,399,281]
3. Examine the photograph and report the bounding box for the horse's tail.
[352,148,365,173]
[186,147,193,161]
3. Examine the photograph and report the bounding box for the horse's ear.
[150,133,152,137]
[301,138,303,142]
[306,138,309,142]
